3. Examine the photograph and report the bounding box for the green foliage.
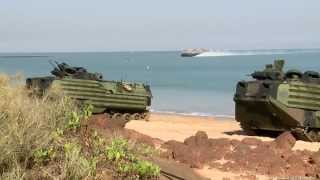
[118,160,161,179]
[55,128,64,136]
[135,144,159,157]
[63,142,97,179]
[91,130,106,156]
[33,147,55,165]
[66,111,81,131]
[83,104,93,120]
[133,160,161,178]
[66,104,93,132]
[105,138,161,179]
[0,74,79,179]
[51,128,64,142]
[105,138,129,162]
[0,74,160,179]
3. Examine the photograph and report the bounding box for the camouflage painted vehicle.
[234,59,320,141]
[26,62,152,124]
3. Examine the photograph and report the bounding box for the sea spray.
[195,49,320,57]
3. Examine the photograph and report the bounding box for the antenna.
[48,60,57,69]
[123,73,127,81]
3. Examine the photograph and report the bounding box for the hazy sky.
[1,0,319,52]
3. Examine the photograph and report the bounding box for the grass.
[0,74,161,180]
[105,138,160,179]
[0,74,78,178]
[63,142,97,179]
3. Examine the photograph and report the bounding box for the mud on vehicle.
[234,59,320,141]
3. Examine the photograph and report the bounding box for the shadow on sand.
[223,129,281,139]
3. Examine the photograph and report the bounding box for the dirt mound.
[162,131,320,178]
[122,129,164,147]
[274,131,296,151]
[88,114,163,147]
[87,115,206,179]
[88,115,320,178]
[88,114,109,127]
[89,114,127,129]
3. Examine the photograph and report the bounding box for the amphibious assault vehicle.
[26,62,152,123]
[234,59,320,141]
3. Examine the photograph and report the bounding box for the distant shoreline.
[0,55,51,58]
[0,48,320,54]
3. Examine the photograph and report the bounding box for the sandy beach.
[126,112,320,179]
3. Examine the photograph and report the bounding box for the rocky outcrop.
[161,131,320,177]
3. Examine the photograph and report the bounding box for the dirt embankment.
[90,114,320,179]
[161,131,320,178]
[88,114,208,180]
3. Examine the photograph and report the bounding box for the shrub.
[91,130,106,156]
[66,111,81,131]
[134,144,160,157]
[0,74,78,178]
[62,143,97,179]
[0,74,160,179]
[105,137,161,179]
[66,104,93,132]
[118,159,161,179]
[0,164,25,180]
[83,104,94,120]
[33,147,55,165]
[105,138,129,162]
[132,160,161,178]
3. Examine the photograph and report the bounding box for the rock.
[285,154,308,176]
[310,150,320,164]
[208,139,232,160]
[162,140,204,168]
[274,131,296,151]
[241,138,262,146]
[89,114,108,129]
[184,131,209,147]
[267,159,287,176]
[160,131,319,178]
[122,129,161,147]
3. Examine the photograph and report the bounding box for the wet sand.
[126,112,320,179]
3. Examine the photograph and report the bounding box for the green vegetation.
[105,138,160,179]
[33,147,55,165]
[0,74,160,179]
[63,142,97,179]
[0,74,79,179]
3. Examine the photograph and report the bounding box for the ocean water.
[1,49,320,117]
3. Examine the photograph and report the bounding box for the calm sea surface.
[1,49,320,117]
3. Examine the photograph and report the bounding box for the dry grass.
[0,74,78,179]
[0,74,160,180]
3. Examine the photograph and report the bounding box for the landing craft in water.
[180,48,209,57]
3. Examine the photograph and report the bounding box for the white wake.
[195,49,320,57]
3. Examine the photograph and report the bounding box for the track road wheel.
[105,113,111,119]
[122,113,131,121]
[305,129,320,142]
[112,113,122,120]
[109,113,127,128]
[142,112,151,121]
[131,113,141,120]
[239,121,257,136]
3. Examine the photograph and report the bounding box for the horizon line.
[0,47,320,54]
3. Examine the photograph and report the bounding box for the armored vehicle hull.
[234,60,320,141]
[26,62,152,124]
